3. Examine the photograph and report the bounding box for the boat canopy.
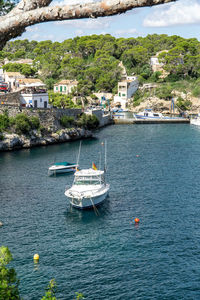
[75,169,104,176]
[54,162,76,166]
[74,174,105,185]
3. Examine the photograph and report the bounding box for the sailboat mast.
[99,151,101,170]
[76,141,82,166]
[104,140,107,172]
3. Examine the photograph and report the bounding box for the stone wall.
[0,92,21,106]
[21,108,82,130]
[86,109,113,127]
[0,105,82,130]
[0,105,113,131]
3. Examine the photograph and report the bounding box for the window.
[40,98,42,102]
[56,87,58,91]
[122,94,126,97]
[119,92,121,96]
[64,86,66,91]
[60,86,62,92]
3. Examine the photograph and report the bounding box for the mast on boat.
[104,139,107,173]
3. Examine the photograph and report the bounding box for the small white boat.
[113,109,133,120]
[48,161,78,175]
[65,168,109,209]
[190,114,200,126]
[133,108,163,120]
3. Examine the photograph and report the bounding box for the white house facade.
[4,72,25,91]
[20,82,50,108]
[54,80,78,94]
[20,92,50,108]
[0,69,4,81]
[113,76,139,109]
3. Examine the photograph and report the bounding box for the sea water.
[1,124,200,299]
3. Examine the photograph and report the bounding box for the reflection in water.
[2,124,200,300]
[64,197,111,223]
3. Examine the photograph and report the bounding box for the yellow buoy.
[33,253,39,262]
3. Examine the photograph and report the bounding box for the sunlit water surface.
[1,124,200,299]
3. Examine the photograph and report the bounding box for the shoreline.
[0,128,93,152]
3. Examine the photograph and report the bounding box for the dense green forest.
[1,34,200,99]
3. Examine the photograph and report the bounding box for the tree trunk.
[0,0,176,49]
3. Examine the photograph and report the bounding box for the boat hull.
[48,168,76,175]
[65,185,109,209]
[190,118,200,126]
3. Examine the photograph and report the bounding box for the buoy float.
[33,253,39,262]
[134,218,140,224]
[136,155,140,157]
[101,142,104,145]
[0,221,3,227]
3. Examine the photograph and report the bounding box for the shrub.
[0,111,9,131]
[60,115,75,128]
[13,113,31,134]
[176,97,192,111]
[30,116,40,129]
[149,71,162,82]
[76,113,99,130]
[192,86,200,97]
[0,131,4,140]
[11,114,40,134]
[155,85,173,100]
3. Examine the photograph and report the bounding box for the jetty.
[114,118,190,124]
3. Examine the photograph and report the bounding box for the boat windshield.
[74,175,104,185]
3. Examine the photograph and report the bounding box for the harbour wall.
[0,91,21,106]
[0,104,113,130]
[86,109,113,127]
[0,105,82,131]
[114,118,190,124]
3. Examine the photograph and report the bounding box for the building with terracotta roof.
[19,79,49,108]
[4,58,33,65]
[4,72,25,91]
[54,80,78,94]
[18,78,44,87]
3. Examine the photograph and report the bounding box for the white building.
[54,80,78,94]
[150,50,169,73]
[20,81,50,108]
[4,72,25,91]
[0,69,4,81]
[113,76,139,109]
[4,58,33,65]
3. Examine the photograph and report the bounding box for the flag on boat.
[92,162,97,170]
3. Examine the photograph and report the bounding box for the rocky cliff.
[0,128,92,151]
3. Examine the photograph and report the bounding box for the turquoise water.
[1,124,200,299]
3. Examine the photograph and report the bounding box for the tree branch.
[5,0,53,17]
[0,0,176,49]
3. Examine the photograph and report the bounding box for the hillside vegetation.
[1,34,200,106]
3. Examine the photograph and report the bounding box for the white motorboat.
[133,108,164,120]
[112,109,133,120]
[65,168,109,209]
[190,114,200,126]
[48,161,78,175]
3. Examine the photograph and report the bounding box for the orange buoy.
[134,218,140,224]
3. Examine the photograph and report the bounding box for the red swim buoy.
[134,218,140,224]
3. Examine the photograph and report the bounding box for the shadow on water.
[64,196,111,224]
[48,171,76,178]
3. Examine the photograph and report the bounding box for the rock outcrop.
[0,128,92,152]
